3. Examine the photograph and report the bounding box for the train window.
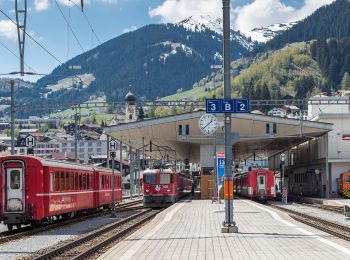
[75,173,79,190]
[82,174,87,190]
[61,172,65,191]
[50,172,53,192]
[344,176,350,184]
[55,172,60,191]
[79,174,83,190]
[10,170,21,189]
[259,176,264,185]
[65,172,69,190]
[88,175,92,189]
[144,174,157,184]
[160,174,170,184]
[70,173,74,190]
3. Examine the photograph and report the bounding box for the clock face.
[199,114,218,135]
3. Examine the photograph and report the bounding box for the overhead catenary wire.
[54,0,85,53]
[70,1,102,45]
[0,8,63,65]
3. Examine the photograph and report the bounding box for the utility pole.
[74,109,80,163]
[111,151,116,217]
[15,0,27,76]
[222,0,238,233]
[11,80,15,155]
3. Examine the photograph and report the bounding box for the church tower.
[125,91,136,123]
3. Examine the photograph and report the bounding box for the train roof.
[0,155,106,172]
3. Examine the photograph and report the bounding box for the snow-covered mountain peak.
[249,21,298,43]
[177,14,255,51]
[178,14,223,35]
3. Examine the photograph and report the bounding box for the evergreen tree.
[138,106,145,121]
[341,72,350,90]
[261,83,271,100]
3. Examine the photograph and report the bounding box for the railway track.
[298,203,344,214]
[32,208,159,260]
[0,199,142,245]
[270,204,350,242]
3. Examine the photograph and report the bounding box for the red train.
[142,168,193,208]
[233,169,275,202]
[0,155,122,230]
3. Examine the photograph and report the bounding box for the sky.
[0,0,336,82]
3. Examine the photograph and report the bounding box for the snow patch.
[154,41,203,63]
[249,21,298,43]
[46,73,95,94]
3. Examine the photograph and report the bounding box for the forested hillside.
[262,0,350,51]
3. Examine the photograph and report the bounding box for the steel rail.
[270,204,350,241]
[33,209,158,260]
[0,199,142,245]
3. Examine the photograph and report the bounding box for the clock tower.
[125,91,136,123]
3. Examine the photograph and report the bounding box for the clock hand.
[203,119,213,129]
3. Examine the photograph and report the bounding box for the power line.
[54,0,85,53]
[71,1,102,45]
[0,39,38,73]
[0,8,63,65]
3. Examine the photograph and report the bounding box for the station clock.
[199,114,218,135]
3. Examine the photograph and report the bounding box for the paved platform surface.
[98,199,350,260]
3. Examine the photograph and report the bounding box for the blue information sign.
[217,156,225,187]
[206,99,221,113]
[206,98,250,113]
[235,99,250,113]
[221,99,235,113]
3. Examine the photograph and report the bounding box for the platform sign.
[206,99,221,113]
[109,139,118,152]
[25,135,35,148]
[235,99,250,113]
[221,99,235,113]
[206,98,250,113]
[217,152,225,188]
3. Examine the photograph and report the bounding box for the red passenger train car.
[0,155,122,230]
[142,168,193,208]
[233,169,275,202]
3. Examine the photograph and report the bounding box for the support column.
[325,133,329,198]
[10,80,15,155]
[129,146,134,198]
[222,0,238,233]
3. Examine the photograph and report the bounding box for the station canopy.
[104,111,332,162]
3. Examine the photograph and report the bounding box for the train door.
[257,174,266,195]
[5,168,24,213]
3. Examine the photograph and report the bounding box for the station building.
[274,94,350,198]
[105,98,333,198]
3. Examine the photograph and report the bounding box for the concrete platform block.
[221,225,238,233]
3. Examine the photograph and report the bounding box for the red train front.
[0,155,122,230]
[142,168,193,208]
[234,169,275,202]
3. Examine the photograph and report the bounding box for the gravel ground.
[271,201,350,227]
[0,197,142,260]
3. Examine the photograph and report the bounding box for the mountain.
[14,16,256,116]
[249,22,298,43]
[163,43,327,106]
[264,0,350,50]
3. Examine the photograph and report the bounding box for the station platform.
[98,198,350,260]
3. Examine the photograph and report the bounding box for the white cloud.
[149,0,222,23]
[0,20,17,41]
[149,0,336,35]
[123,26,137,33]
[234,0,335,35]
[34,0,49,12]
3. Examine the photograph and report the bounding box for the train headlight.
[167,189,171,192]
[145,189,149,192]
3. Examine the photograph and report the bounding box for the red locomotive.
[233,169,275,202]
[142,168,193,208]
[0,155,122,230]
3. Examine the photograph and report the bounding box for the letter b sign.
[222,100,235,113]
